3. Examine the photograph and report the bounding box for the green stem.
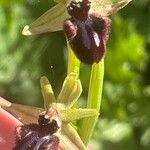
[79,59,104,145]
[67,41,81,110]
[67,41,80,75]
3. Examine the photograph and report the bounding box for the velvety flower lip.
[13,114,60,150]
[22,0,132,35]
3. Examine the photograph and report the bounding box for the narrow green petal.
[67,79,82,107]
[56,133,80,150]
[40,76,56,110]
[57,73,82,106]
[22,3,68,35]
[60,123,87,150]
[59,108,98,122]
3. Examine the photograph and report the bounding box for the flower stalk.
[67,41,80,76]
[66,39,104,145]
[79,60,104,145]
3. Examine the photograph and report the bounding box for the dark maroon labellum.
[63,0,111,64]
[13,114,60,150]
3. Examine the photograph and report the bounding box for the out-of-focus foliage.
[0,0,150,150]
[0,0,66,105]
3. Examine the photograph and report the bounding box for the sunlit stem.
[79,59,104,145]
[66,41,81,124]
[67,41,80,76]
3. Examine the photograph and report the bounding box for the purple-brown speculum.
[63,0,111,64]
[13,113,60,150]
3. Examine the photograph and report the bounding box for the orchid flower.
[0,73,98,150]
[22,0,132,36]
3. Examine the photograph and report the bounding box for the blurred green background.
[0,0,150,150]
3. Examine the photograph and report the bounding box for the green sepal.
[40,76,56,110]
[60,123,86,150]
[57,72,82,106]
[22,3,68,35]
[59,108,98,122]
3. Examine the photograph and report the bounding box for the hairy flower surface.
[63,0,111,64]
